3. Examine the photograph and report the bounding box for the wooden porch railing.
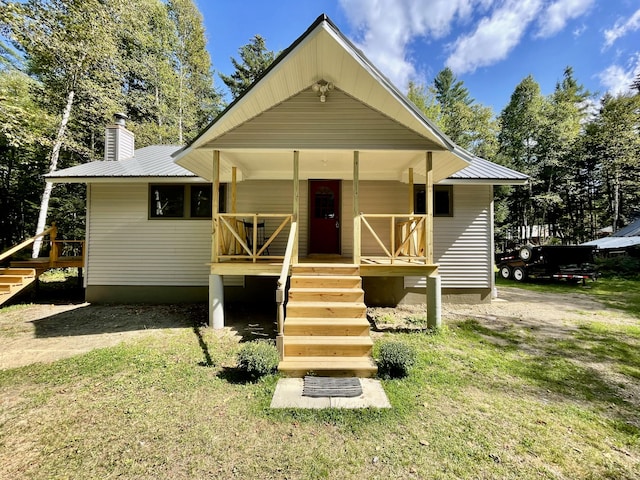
[275,221,297,359]
[216,213,293,262]
[359,214,429,264]
[0,224,58,264]
[0,223,83,267]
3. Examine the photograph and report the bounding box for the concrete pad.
[270,378,391,409]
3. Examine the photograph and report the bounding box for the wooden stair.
[278,264,377,377]
[0,268,37,306]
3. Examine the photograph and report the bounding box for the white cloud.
[445,0,543,75]
[604,8,640,49]
[535,0,594,38]
[339,0,486,88]
[597,53,640,96]
[338,0,597,85]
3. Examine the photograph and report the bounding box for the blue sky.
[196,0,640,115]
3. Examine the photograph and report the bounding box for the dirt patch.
[1,286,637,370]
[0,302,276,370]
[370,286,637,338]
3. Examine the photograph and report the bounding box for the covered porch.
[205,148,443,354]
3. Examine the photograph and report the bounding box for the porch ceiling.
[174,16,471,184]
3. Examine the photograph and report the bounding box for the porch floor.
[211,256,438,277]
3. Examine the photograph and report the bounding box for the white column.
[353,151,360,264]
[427,273,441,329]
[209,274,224,329]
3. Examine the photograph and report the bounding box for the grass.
[1,281,639,478]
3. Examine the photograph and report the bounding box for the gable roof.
[172,14,476,184]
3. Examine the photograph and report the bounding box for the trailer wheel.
[512,267,527,282]
[519,246,533,262]
[499,266,512,279]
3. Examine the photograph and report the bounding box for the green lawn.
[1,280,639,479]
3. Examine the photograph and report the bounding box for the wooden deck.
[10,256,84,271]
[210,256,438,277]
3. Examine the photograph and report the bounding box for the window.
[149,184,226,219]
[414,185,453,217]
[314,186,336,219]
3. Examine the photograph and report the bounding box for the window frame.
[414,184,454,217]
[149,183,226,220]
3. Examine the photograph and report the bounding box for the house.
[583,218,640,254]
[47,14,527,375]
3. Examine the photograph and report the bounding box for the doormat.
[302,376,363,398]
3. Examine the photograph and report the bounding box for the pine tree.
[219,35,275,99]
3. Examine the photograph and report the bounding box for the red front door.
[309,180,341,254]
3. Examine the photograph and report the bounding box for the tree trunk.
[32,89,74,258]
[613,170,620,232]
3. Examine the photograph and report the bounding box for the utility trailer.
[496,245,597,283]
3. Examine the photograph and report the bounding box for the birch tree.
[2,0,121,257]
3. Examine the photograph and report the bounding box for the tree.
[2,0,122,257]
[586,93,640,231]
[632,72,640,93]
[498,75,545,242]
[167,0,221,143]
[0,69,53,249]
[219,34,275,99]
[538,67,591,241]
[407,81,442,128]
[433,67,473,110]
[119,0,220,146]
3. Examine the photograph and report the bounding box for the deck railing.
[0,223,85,268]
[275,221,297,359]
[216,213,293,262]
[359,214,428,264]
[0,224,57,263]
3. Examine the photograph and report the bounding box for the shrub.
[377,341,416,379]
[236,340,279,380]
[596,255,640,278]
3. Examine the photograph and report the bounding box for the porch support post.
[293,150,299,263]
[210,149,224,329]
[425,152,433,264]
[425,151,441,328]
[353,151,360,264]
[427,272,441,328]
[408,167,414,214]
[212,150,220,263]
[231,166,237,213]
[209,274,224,329]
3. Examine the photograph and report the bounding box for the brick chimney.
[104,113,135,161]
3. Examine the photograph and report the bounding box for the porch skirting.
[86,285,209,304]
[85,280,488,305]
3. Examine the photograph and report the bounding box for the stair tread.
[287,300,366,306]
[291,275,360,280]
[284,336,373,345]
[294,263,358,268]
[279,356,377,367]
[289,287,363,292]
[286,317,370,323]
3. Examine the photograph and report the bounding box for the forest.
[1,0,639,253]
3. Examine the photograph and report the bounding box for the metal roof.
[46,145,196,182]
[446,155,529,184]
[583,237,640,249]
[612,218,640,237]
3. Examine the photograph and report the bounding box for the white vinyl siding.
[87,183,211,286]
[406,184,493,289]
[86,181,491,290]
